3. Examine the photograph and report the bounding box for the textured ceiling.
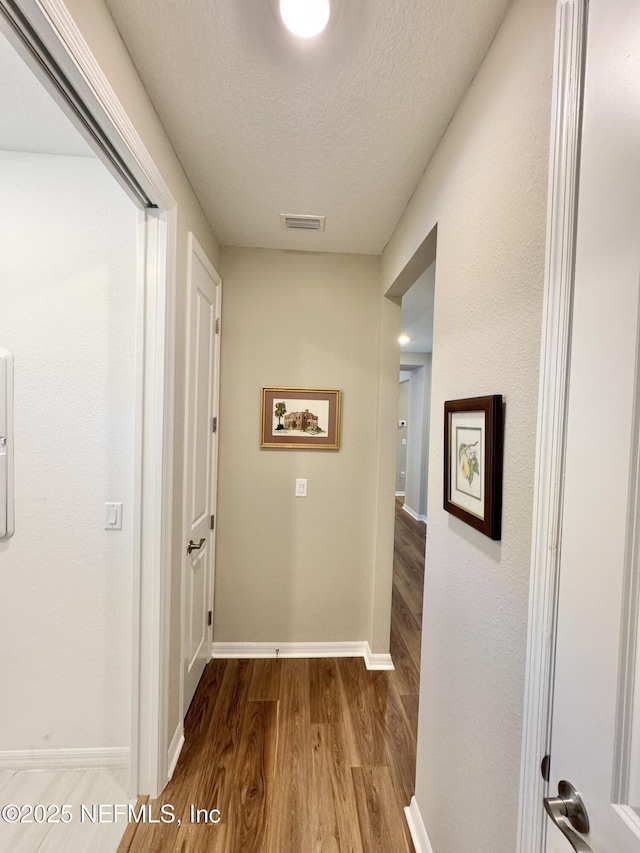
[0,29,93,157]
[103,0,511,254]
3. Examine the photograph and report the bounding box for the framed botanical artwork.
[261,388,341,449]
[443,395,504,540]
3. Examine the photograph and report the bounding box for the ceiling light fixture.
[279,0,331,38]
[399,335,410,346]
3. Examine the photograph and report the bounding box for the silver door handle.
[187,538,206,554]
[544,781,594,852]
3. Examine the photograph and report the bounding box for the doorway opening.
[389,248,435,765]
[0,21,139,848]
[396,260,434,522]
[0,0,180,805]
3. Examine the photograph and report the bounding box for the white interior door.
[181,234,221,715]
[545,1,640,850]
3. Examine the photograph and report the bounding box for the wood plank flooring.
[120,499,425,852]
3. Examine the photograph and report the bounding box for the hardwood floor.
[390,498,426,710]
[120,499,425,852]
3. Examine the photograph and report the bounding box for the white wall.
[382,0,556,849]
[417,360,431,516]
[0,151,137,752]
[396,379,409,493]
[401,354,432,519]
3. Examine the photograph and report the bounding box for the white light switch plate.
[295,479,307,497]
[105,502,123,530]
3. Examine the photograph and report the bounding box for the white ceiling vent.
[280,214,326,231]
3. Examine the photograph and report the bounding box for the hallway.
[390,497,427,736]
[119,501,426,852]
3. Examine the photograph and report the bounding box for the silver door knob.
[543,780,594,852]
[187,538,206,554]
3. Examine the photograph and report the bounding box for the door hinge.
[212,416,217,433]
[210,514,215,530]
[215,317,220,334]
[541,754,551,782]
[207,610,212,627]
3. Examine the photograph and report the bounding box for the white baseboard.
[0,747,129,771]
[363,644,395,670]
[211,641,394,671]
[167,723,185,781]
[405,796,434,853]
[402,503,427,524]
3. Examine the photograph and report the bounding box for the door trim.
[180,233,222,721]
[516,1,588,850]
[4,0,179,798]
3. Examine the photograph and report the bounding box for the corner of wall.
[368,287,402,654]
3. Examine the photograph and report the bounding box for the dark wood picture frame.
[443,395,503,540]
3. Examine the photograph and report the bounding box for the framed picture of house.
[261,387,341,449]
[443,394,503,540]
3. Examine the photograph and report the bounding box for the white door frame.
[516,1,588,850]
[179,233,222,723]
[2,0,179,798]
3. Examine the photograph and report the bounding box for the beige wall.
[369,295,402,652]
[215,248,396,646]
[64,0,221,753]
[382,0,555,849]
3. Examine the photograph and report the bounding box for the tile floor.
[0,767,132,852]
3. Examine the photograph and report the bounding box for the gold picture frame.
[261,387,341,449]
